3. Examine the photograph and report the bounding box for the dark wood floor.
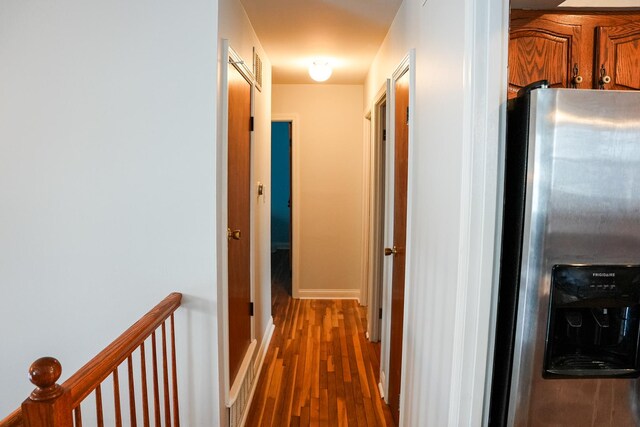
[246,250,394,426]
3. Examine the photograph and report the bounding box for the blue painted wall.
[271,122,290,249]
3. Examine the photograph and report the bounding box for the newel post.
[21,357,73,427]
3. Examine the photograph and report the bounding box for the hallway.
[245,252,394,426]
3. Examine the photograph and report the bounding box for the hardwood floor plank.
[328,371,338,426]
[313,325,322,399]
[310,396,320,427]
[337,398,347,427]
[292,321,308,417]
[264,358,284,425]
[248,346,279,426]
[247,258,393,427]
[273,352,297,426]
[261,397,276,427]
[338,318,352,383]
[300,405,310,427]
[352,331,371,399]
[320,388,329,427]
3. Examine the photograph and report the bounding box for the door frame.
[217,40,257,407]
[379,51,415,403]
[272,113,301,298]
[365,82,390,343]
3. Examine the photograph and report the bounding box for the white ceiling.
[240,0,403,84]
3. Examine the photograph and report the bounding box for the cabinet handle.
[572,63,583,87]
[599,65,611,89]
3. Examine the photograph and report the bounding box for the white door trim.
[217,40,258,407]
[361,112,372,309]
[366,82,389,343]
[380,51,414,407]
[272,113,301,298]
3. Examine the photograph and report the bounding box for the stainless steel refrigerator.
[489,83,640,426]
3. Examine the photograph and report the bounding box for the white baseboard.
[239,317,275,427]
[254,317,275,375]
[379,370,387,401]
[378,381,385,400]
[295,288,361,302]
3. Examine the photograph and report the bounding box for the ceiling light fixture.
[309,60,332,82]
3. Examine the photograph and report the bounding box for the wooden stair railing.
[0,292,182,427]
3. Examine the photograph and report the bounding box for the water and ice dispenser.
[544,265,640,378]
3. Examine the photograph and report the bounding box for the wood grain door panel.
[227,62,252,386]
[388,70,409,426]
[508,20,582,98]
[596,22,640,90]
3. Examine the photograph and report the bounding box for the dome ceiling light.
[308,60,332,82]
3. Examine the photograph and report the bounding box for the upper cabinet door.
[508,18,582,98]
[596,22,640,91]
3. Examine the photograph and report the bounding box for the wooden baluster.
[170,314,180,427]
[140,342,150,427]
[112,369,122,427]
[73,404,82,427]
[161,322,171,426]
[127,355,138,427]
[21,357,73,427]
[95,384,104,427]
[151,332,161,427]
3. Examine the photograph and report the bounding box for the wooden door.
[508,15,583,98]
[227,61,252,386]
[388,70,409,426]
[596,22,640,91]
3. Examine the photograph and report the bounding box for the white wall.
[272,84,365,299]
[0,0,221,424]
[365,0,507,425]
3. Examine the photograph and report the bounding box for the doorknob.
[227,228,241,240]
[384,246,397,256]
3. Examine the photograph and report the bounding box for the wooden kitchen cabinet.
[597,21,640,91]
[509,11,640,98]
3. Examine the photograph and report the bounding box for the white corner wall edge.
[447,0,509,426]
[239,316,275,427]
[296,289,362,303]
[217,38,232,418]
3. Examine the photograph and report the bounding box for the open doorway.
[270,120,292,316]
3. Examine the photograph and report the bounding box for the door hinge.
[379,307,383,319]
[250,116,254,131]
[406,107,409,125]
[249,302,254,316]
[382,129,387,141]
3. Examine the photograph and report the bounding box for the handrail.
[0,409,22,427]
[65,292,182,407]
[0,292,182,427]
